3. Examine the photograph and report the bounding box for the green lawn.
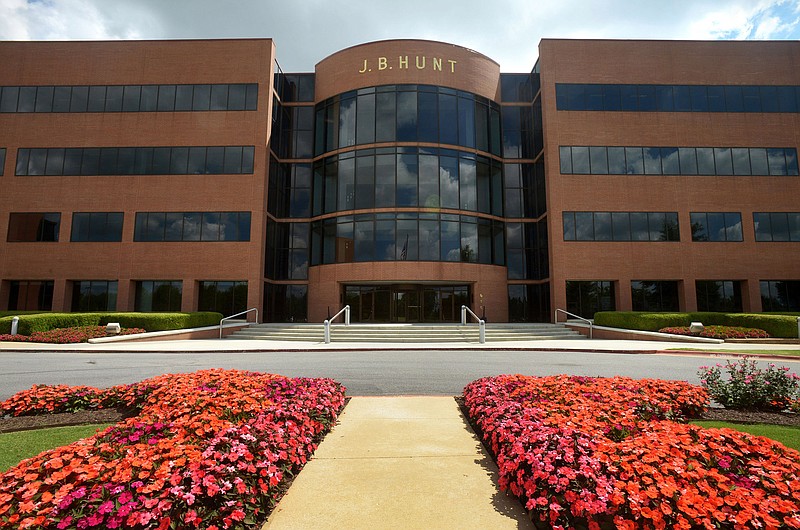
[692,421,800,451]
[668,348,800,357]
[0,424,111,472]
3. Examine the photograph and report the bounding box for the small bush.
[698,358,800,411]
[0,326,145,344]
[0,312,222,335]
[659,325,770,339]
[595,311,799,338]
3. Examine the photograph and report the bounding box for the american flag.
[400,234,409,260]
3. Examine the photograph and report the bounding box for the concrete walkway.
[262,396,533,530]
[3,337,800,357]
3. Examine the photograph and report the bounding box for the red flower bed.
[0,369,346,529]
[659,325,770,339]
[0,326,146,344]
[464,375,800,529]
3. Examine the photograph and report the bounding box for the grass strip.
[0,424,111,472]
[692,420,800,451]
[668,348,800,357]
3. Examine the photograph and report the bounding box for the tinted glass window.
[375,92,396,143]
[0,87,19,112]
[105,86,123,111]
[621,148,642,174]
[7,213,60,242]
[556,83,800,114]
[175,85,193,111]
[18,87,36,112]
[228,84,246,110]
[210,85,228,110]
[122,85,141,111]
[34,86,54,112]
[157,85,176,111]
[193,85,211,110]
[71,212,123,242]
[72,281,118,311]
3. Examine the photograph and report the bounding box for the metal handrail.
[554,308,593,339]
[324,305,350,344]
[219,307,259,338]
[461,305,485,344]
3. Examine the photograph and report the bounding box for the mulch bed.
[1,400,797,435]
[700,407,800,427]
[0,409,132,434]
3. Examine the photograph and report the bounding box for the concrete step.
[225,323,583,343]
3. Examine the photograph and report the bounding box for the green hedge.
[0,312,223,335]
[594,312,800,338]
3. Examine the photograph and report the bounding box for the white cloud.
[0,0,155,41]
[1,0,799,71]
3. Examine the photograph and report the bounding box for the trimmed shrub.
[595,311,799,338]
[96,312,223,332]
[0,312,222,335]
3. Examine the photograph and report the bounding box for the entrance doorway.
[343,284,470,323]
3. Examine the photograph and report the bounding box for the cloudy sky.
[1,0,799,72]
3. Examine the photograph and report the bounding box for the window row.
[265,221,310,280]
[315,85,502,156]
[273,73,315,103]
[0,84,257,113]
[271,101,314,159]
[506,221,549,280]
[7,211,252,242]
[0,148,5,175]
[504,162,547,219]
[310,214,506,268]
[134,212,251,242]
[500,73,538,103]
[71,212,123,242]
[268,160,313,218]
[559,146,799,176]
[563,212,680,241]
[690,213,743,242]
[508,283,551,323]
[264,283,308,323]
[9,279,248,316]
[313,147,503,216]
[501,104,541,159]
[564,279,800,317]
[754,212,800,242]
[563,211,800,243]
[556,83,800,113]
[15,146,255,176]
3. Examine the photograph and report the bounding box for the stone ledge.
[87,322,250,343]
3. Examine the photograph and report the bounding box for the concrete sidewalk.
[262,396,533,530]
[2,337,800,357]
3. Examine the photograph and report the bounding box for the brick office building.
[0,38,798,323]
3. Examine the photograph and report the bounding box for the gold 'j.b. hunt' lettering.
[359,56,457,74]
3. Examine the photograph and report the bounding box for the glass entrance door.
[393,289,420,322]
[343,284,470,323]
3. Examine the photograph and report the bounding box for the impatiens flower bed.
[0,326,146,344]
[464,374,800,529]
[0,369,346,529]
[659,325,770,339]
